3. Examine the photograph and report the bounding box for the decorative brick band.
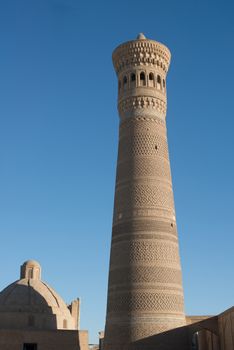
[112,220,177,237]
[108,266,182,286]
[118,96,167,119]
[113,39,171,74]
[107,292,184,313]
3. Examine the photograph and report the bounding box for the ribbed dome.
[0,261,76,330]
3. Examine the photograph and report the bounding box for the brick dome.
[0,260,76,330]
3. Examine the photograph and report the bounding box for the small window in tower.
[162,79,166,92]
[131,73,136,82]
[123,76,128,90]
[140,72,146,86]
[27,268,33,279]
[149,73,154,87]
[118,80,121,91]
[130,73,136,87]
[157,75,162,89]
[63,319,68,329]
[155,145,158,150]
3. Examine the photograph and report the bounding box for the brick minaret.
[104,34,186,350]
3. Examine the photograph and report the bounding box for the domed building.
[0,260,88,350]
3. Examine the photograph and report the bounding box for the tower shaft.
[104,35,185,350]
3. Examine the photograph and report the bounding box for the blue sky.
[0,0,234,343]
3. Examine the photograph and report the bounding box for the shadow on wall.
[0,283,57,330]
[192,329,219,350]
[123,317,220,350]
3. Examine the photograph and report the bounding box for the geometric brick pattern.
[107,292,184,313]
[108,266,183,285]
[116,157,171,183]
[110,240,180,266]
[104,35,185,350]
[114,184,174,209]
[118,133,169,159]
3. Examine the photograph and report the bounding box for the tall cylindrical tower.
[104,34,186,350]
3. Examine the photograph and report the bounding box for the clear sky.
[0,0,234,344]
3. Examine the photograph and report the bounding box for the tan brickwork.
[104,34,186,350]
[0,261,88,350]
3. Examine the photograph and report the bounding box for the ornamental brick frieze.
[115,176,173,192]
[112,39,171,75]
[114,183,174,210]
[120,116,166,131]
[109,240,180,267]
[108,266,182,286]
[108,285,184,296]
[107,292,184,314]
[117,132,169,160]
[116,158,172,185]
[118,96,167,120]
